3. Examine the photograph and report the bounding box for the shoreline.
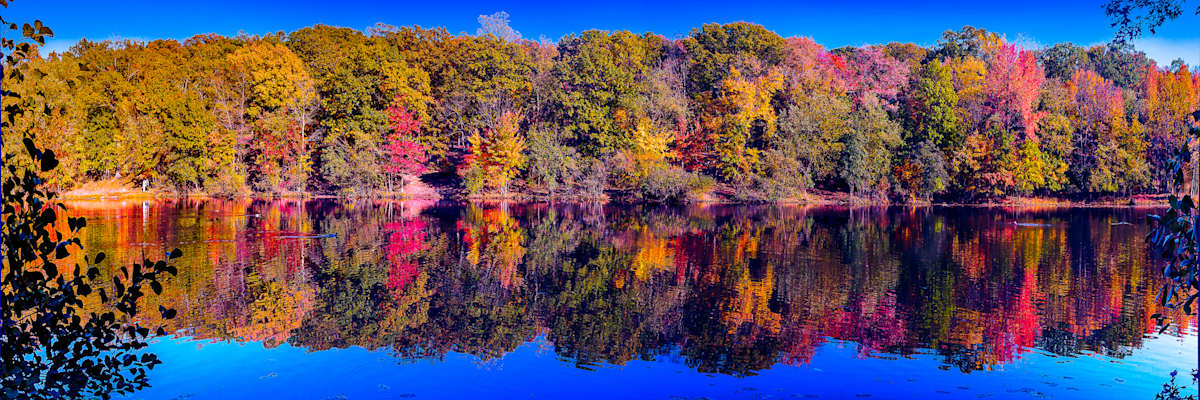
[58,176,1171,207]
[59,190,1168,208]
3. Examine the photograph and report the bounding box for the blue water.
[71,201,1197,399]
[121,331,1194,400]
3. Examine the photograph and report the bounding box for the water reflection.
[68,200,1193,378]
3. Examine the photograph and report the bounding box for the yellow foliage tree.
[465,111,527,196]
[629,118,675,178]
[709,66,784,180]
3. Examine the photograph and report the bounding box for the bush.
[525,128,581,195]
[461,163,488,196]
[578,158,608,199]
[637,165,710,203]
[524,128,612,200]
[758,147,812,201]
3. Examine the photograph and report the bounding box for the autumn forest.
[7,14,1200,203]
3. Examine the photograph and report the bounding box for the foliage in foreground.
[1,4,181,398]
[1145,110,1200,323]
[1108,0,1200,396]
[1157,370,1200,400]
[1,138,180,399]
[1143,108,1200,398]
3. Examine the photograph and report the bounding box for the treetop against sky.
[11,0,1200,65]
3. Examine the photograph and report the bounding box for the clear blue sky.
[9,0,1200,65]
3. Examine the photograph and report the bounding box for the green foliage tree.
[1013,140,1050,194]
[287,25,432,195]
[524,127,582,195]
[930,26,1003,61]
[894,140,949,200]
[910,59,961,150]
[1086,43,1153,88]
[431,34,533,151]
[839,105,902,197]
[1037,43,1089,81]
[552,30,666,155]
[681,22,786,97]
[763,95,849,196]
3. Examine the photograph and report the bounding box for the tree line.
[6,15,1199,201]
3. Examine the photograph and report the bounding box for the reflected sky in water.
[63,199,1196,399]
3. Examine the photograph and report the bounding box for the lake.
[63,199,1195,399]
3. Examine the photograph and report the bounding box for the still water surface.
[64,199,1196,399]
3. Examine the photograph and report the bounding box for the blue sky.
[9,0,1200,65]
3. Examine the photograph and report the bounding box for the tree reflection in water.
[68,199,1194,377]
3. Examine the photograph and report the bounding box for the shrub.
[637,165,711,203]
[525,128,581,195]
[578,158,608,200]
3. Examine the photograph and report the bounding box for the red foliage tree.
[841,46,910,111]
[383,97,429,193]
[252,116,306,193]
[984,44,1045,141]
